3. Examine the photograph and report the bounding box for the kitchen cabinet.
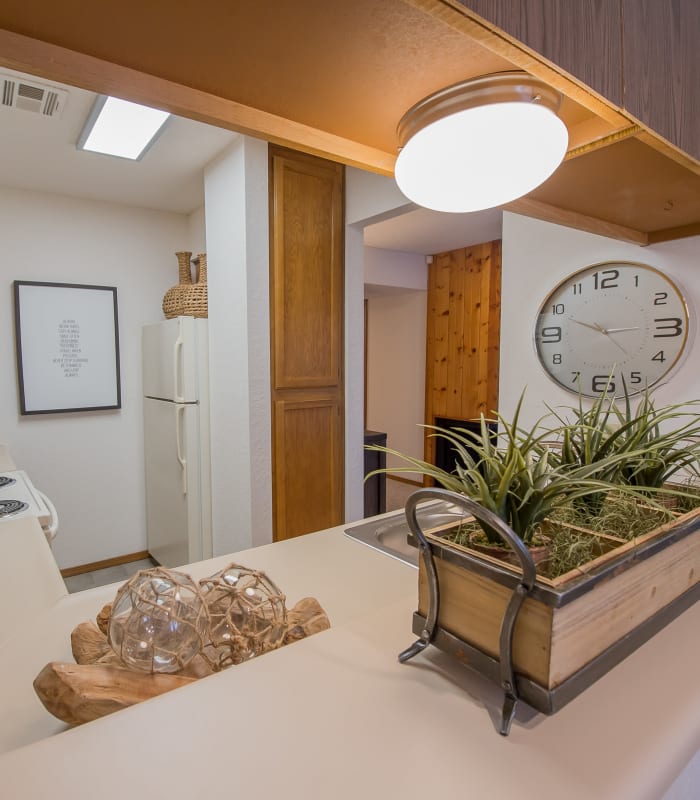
[459,0,700,162]
[622,0,700,162]
[269,145,345,541]
[458,0,623,107]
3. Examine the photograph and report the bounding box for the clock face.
[534,262,690,398]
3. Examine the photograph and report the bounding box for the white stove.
[0,470,58,542]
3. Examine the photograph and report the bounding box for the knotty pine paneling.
[425,241,501,466]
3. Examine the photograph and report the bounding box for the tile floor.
[63,557,158,593]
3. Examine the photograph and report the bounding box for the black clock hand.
[569,317,629,354]
[569,318,604,333]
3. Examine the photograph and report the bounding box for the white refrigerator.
[142,317,212,567]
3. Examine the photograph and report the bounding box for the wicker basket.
[162,251,192,319]
[181,253,208,318]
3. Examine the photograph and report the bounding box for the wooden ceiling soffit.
[0,11,695,248]
[634,129,700,179]
[515,138,700,246]
[647,224,700,245]
[0,1,637,171]
[0,28,396,175]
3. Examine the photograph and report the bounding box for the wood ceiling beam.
[647,223,700,246]
[504,198,649,246]
[0,28,397,176]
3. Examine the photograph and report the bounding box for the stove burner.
[0,476,16,489]
[0,499,28,518]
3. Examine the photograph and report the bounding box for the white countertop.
[1,518,698,799]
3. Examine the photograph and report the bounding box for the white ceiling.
[364,205,503,256]
[0,68,238,214]
[0,67,501,254]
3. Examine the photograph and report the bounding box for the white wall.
[345,167,412,521]
[204,135,271,554]
[0,185,189,568]
[365,246,427,292]
[346,169,414,227]
[366,291,427,468]
[188,206,206,256]
[498,212,700,428]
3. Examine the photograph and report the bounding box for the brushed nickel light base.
[394,71,568,213]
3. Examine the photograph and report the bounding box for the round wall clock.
[534,261,691,397]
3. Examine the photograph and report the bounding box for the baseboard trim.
[61,550,152,578]
[387,474,423,487]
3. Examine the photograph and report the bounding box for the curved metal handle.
[173,334,184,403]
[175,405,187,495]
[405,487,536,587]
[402,487,537,736]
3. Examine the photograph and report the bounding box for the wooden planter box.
[408,499,700,723]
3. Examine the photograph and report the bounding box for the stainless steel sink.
[344,501,469,567]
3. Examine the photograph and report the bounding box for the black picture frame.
[13,281,121,415]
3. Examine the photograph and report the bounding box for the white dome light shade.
[394,73,569,213]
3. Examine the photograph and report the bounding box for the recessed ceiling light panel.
[394,72,568,213]
[78,96,170,160]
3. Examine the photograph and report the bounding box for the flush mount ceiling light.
[77,95,170,160]
[394,72,568,213]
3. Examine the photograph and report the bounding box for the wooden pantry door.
[269,145,344,540]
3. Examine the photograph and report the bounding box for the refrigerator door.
[142,317,208,403]
[144,397,204,567]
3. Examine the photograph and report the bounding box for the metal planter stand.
[399,488,536,736]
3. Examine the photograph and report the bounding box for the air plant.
[366,391,643,545]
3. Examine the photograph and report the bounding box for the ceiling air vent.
[0,72,67,118]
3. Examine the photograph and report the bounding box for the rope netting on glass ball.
[199,563,287,670]
[108,568,209,673]
[107,563,287,674]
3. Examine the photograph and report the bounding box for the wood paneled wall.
[269,146,344,541]
[424,240,502,466]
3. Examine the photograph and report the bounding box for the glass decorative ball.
[108,568,208,673]
[199,563,287,669]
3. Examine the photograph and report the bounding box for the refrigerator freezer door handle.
[174,334,185,403]
[175,405,188,495]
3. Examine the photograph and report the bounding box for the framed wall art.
[13,281,121,414]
